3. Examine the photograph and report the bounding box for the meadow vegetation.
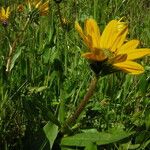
[0,0,150,149]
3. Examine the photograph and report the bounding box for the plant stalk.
[61,75,98,134]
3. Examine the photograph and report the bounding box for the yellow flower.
[27,0,49,16]
[75,18,150,75]
[0,7,10,26]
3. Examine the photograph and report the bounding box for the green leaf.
[43,121,58,150]
[9,47,22,71]
[84,142,97,150]
[61,147,80,150]
[61,128,134,147]
[119,142,140,149]
[96,128,134,145]
[82,128,98,133]
[58,90,65,123]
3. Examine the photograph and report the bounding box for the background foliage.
[0,0,150,149]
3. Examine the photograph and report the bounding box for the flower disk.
[75,18,150,75]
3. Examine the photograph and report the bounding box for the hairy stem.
[61,75,98,134]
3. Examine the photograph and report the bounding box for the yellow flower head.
[75,18,150,75]
[0,7,10,26]
[27,0,49,16]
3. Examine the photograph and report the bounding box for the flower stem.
[61,75,98,134]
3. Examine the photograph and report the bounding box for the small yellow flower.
[27,0,49,16]
[75,18,150,75]
[0,7,10,26]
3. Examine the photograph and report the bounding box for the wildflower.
[27,0,49,16]
[0,7,10,27]
[75,18,150,75]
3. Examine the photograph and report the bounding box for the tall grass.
[0,0,150,149]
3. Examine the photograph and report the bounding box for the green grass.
[0,0,150,149]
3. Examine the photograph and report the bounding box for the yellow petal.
[100,20,117,49]
[111,28,128,52]
[117,40,140,54]
[6,7,10,18]
[82,52,106,61]
[1,8,6,21]
[75,21,92,49]
[1,7,5,16]
[75,21,86,41]
[113,61,144,74]
[84,18,101,48]
[41,1,49,9]
[35,0,42,8]
[39,1,49,15]
[127,49,150,60]
[100,20,128,51]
